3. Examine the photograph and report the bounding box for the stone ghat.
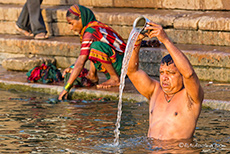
[0,0,77,5]
[2,0,229,10]
[0,35,229,82]
[0,5,230,46]
[0,2,229,82]
[79,0,230,11]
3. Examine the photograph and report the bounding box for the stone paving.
[0,65,229,111]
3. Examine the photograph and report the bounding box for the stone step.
[2,0,229,11]
[0,0,77,6]
[0,34,229,82]
[79,0,230,11]
[2,56,56,71]
[0,4,230,46]
[0,34,81,69]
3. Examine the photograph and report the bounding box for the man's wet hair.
[66,10,80,20]
[161,54,174,66]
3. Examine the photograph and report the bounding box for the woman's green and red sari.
[69,4,126,79]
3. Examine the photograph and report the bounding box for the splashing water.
[114,28,142,146]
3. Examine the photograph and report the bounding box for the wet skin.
[148,63,201,140]
[127,22,204,140]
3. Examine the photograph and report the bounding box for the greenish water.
[0,89,229,153]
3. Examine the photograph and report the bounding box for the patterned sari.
[69,4,126,79]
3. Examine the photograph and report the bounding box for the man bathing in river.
[127,22,204,140]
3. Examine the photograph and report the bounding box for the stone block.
[79,0,113,7]
[0,6,21,21]
[166,29,230,46]
[95,12,138,26]
[108,0,230,10]
[94,8,183,27]
[199,13,230,31]
[165,29,201,45]
[52,22,74,36]
[174,12,204,30]
[42,8,53,22]
[50,6,69,22]
[2,57,56,71]
[92,0,113,7]
[139,62,160,76]
[139,48,166,63]
[0,0,76,5]
[28,39,81,57]
[201,31,230,46]
[67,0,79,5]
[217,32,230,46]
[55,56,90,69]
[0,21,18,35]
[194,67,230,82]
[183,50,230,68]
[0,37,81,57]
[0,53,25,64]
[55,56,77,68]
[0,0,26,5]
[79,0,93,6]
[114,0,161,8]
[161,0,230,10]
[199,0,230,10]
[162,0,199,10]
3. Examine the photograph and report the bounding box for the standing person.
[127,22,204,140]
[58,4,126,100]
[16,0,48,39]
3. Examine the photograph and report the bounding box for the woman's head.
[66,10,80,21]
[66,4,96,33]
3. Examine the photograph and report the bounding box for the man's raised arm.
[127,35,157,100]
[145,22,204,104]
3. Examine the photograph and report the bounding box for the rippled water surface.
[0,89,229,153]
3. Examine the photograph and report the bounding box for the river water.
[0,89,229,153]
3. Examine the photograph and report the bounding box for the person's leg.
[16,1,32,35]
[27,0,47,37]
[86,61,99,83]
[89,41,123,88]
[96,62,120,88]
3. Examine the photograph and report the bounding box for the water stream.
[114,28,142,146]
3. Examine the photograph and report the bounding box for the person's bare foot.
[15,24,33,37]
[96,78,120,89]
[86,73,99,84]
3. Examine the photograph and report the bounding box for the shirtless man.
[127,22,204,140]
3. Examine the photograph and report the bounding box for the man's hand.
[58,89,68,100]
[145,22,169,43]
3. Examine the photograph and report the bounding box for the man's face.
[66,17,83,34]
[159,63,183,94]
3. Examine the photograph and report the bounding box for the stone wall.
[0,0,78,5]
[0,0,229,82]
[79,0,230,10]
[1,6,230,46]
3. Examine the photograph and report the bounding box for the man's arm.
[146,22,204,104]
[127,35,157,100]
